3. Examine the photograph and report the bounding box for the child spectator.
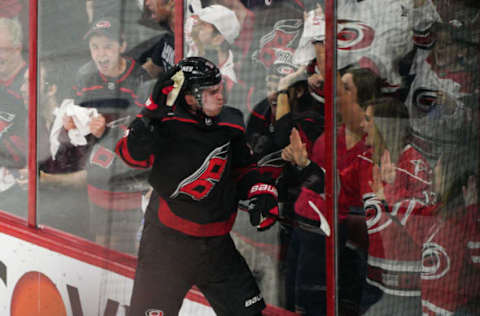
[64,16,153,254]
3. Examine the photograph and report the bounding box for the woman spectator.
[282,67,381,315]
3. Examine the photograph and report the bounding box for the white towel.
[50,99,98,159]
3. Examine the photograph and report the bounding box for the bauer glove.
[247,183,279,231]
[140,65,183,121]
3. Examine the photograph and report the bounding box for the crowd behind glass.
[0,0,478,315]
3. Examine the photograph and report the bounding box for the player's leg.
[128,222,197,316]
[196,234,266,316]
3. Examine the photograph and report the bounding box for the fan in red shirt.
[281,67,381,315]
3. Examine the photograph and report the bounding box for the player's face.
[361,105,376,146]
[145,0,172,23]
[89,35,126,77]
[201,82,224,117]
[0,26,22,77]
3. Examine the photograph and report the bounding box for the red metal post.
[174,0,184,63]
[324,0,337,315]
[28,0,38,228]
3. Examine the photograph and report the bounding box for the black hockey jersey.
[117,105,271,237]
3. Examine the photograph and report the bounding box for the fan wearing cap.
[189,5,241,93]
[116,56,279,316]
[62,16,153,254]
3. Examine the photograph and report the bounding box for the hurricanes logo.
[413,88,437,115]
[257,150,284,169]
[253,19,303,68]
[145,309,164,316]
[422,242,450,280]
[171,142,229,200]
[257,150,285,179]
[364,195,392,234]
[337,20,375,51]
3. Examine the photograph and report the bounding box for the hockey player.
[116,56,279,316]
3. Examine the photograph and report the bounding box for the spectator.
[189,5,241,97]
[368,151,480,315]
[345,97,425,315]
[242,58,324,307]
[65,16,153,253]
[282,67,381,315]
[130,0,175,78]
[0,17,27,101]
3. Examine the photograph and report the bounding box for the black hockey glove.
[247,183,279,231]
[125,116,155,160]
[140,65,181,121]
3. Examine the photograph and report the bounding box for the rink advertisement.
[0,232,215,316]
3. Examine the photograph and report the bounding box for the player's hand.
[63,115,77,131]
[141,65,181,120]
[247,183,279,231]
[89,114,106,138]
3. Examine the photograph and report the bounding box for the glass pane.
[0,5,29,219]
[36,0,164,253]
[184,0,328,313]
[335,0,480,315]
